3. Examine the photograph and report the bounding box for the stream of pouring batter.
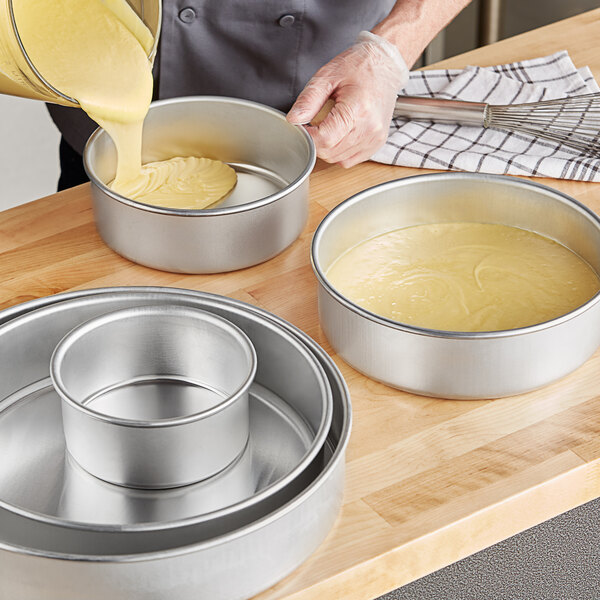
[13,0,236,209]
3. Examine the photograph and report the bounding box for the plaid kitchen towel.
[372,51,600,182]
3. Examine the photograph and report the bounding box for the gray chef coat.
[48,0,396,154]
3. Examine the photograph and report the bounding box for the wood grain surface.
[2,9,600,600]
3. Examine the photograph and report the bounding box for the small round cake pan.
[84,96,316,273]
[312,172,600,399]
[51,305,256,489]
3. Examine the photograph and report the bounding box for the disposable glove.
[287,31,409,168]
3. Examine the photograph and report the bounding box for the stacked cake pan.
[0,287,351,600]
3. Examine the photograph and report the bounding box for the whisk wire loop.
[486,94,600,157]
[392,93,600,158]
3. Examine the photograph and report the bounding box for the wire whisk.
[393,93,600,158]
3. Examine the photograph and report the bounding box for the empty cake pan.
[0,289,333,541]
[312,172,600,399]
[0,287,348,600]
[51,305,256,488]
[84,96,316,273]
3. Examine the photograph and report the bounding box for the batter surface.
[14,0,236,209]
[326,223,600,332]
[111,156,237,209]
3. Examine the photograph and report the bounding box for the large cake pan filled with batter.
[0,287,349,600]
[311,173,600,399]
[84,97,315,273]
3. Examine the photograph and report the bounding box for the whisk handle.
[393,96,488,127]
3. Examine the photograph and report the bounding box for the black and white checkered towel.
[372,51,600,181]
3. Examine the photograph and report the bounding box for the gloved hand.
[287,31,409,168]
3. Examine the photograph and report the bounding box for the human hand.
[287,31,409,168]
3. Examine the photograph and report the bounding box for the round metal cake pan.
[52,305,256,489]
[84,97,316,274]
[0,287,350,600]
[0,290,332,535]
[0,379,320,542]
[312,172,600,399]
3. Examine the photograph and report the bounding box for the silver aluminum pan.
[52,305,256,489]
[84,97,316,274]
[311,172,600,399]
[0,287,350,600]
[1,379,317,537]
[0,290,332,534]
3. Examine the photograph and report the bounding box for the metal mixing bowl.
[311,172,600,399]
[51,305,256,489]
[84,96,315,273]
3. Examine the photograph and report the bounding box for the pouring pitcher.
[0,0,161,105]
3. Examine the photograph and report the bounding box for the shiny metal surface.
[52,305,256,488]
[0,287,350,600]
[478,0,503,46]
[84,97,316,273]
[0,379,311,529]
[312,172,600,399]
[392,94,600,158]
[0,290,332,534]
[393,96,487,126]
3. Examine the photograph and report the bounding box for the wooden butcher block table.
[2,9,600,600]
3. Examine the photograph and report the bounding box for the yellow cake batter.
[13,0,236,208]
[326,223,600,332]
[112,156,237,209]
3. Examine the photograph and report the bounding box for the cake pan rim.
[50,304,257,427]
[0,287,348,556]
[83,96,316,217]
[311,171,600,340]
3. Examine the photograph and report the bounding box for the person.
[49,0,472,190]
